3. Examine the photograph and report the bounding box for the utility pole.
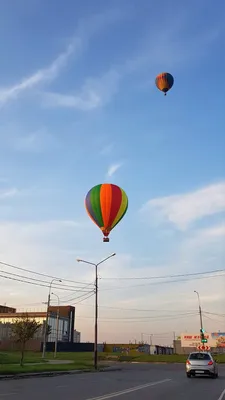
[42,278,61,359]
[52,292,60,358]
[77,253,116,370]
[194,290,207,347]
[95,263,98,370]
[194,290,203,330]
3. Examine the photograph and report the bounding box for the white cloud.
[40,16,221,112]
[0,188,19,199]
[11,127,57,152]
[0,9,124,107]
[200,223,225,238]
[141,182,225,230]
[0,186,39,200]
[107,162,123,177]
[42,69,121,111]
[0,42,77,106]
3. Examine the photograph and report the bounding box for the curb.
[0,366,122,381]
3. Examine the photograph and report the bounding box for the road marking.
[218,389,225,400]
[85,379,171,400]
[0,395,17,397]
[56,385,68,388]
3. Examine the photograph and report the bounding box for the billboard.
[181,332,225,348]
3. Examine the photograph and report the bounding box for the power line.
[204,311,225,317]
[74,303,198,313]
[95,312,195,320]
[97,312,196,320]
[0,260,91,285]
[0,269,94,291]
[100,272,225,291]
[0,273,92,292]
[101,268,225,280]
[70,292,95,305]
[203,314,225,325]
[58,281,95,300]
[76,313,198,323]
[59,291,95,303]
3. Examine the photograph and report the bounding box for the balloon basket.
[103,237,109,242]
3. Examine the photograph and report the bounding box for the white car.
[186,352,218,378]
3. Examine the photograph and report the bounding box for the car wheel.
[186,373,191,378]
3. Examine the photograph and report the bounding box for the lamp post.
[194,290,203,331]
[77,253,116,370]
[51,292,60,358]
[42,278,62,358]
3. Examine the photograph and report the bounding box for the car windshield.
[189,353,211,360]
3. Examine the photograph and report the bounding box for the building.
[104,343,174,355]
[0,304,75,344]
[0,305,16,314]
[48,305,75,343]
[74,330,81,343]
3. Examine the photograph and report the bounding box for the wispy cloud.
[0,9,124,107]
[0,43,77,106]
[41,16,221,112]
[0,188,19,199]
[107,162,123,177]
[11,127,57,152]
[201,223,225,238]
[42,69,121,111]
[0,186,41,201]
[141,181,225,230]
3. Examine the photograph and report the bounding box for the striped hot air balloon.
[85,183,128,242]
[155,72,174,96]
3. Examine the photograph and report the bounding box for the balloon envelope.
[85,183,128,241]
[155,72,174,95]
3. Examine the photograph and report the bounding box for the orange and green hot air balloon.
[85,183,128,242]
[155,72,174,96]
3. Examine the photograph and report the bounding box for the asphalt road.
[0,364,225,400]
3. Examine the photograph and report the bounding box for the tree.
[11,314,41,366]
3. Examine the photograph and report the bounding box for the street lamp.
[77,253,116,370]
[42,278,62,358]
[51,292,60,359]
[194,290,203,331]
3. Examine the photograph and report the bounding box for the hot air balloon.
[155,72,174,96]
[85,183,128,242]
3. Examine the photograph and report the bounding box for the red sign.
[197,345,210,351]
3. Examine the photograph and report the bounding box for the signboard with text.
[181,332,225,348]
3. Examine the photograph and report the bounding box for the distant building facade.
[0,305,16,314]
[73,330,81,343]
[0,304,76,349]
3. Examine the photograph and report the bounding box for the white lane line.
[85,378,171,400]
[218,389,225,400]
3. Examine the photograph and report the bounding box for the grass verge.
[1,351,225,375]
[0,362,94,375]
[99,352,225,363]
[0,351,47,365]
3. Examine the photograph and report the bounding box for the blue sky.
[0,0,224,344]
